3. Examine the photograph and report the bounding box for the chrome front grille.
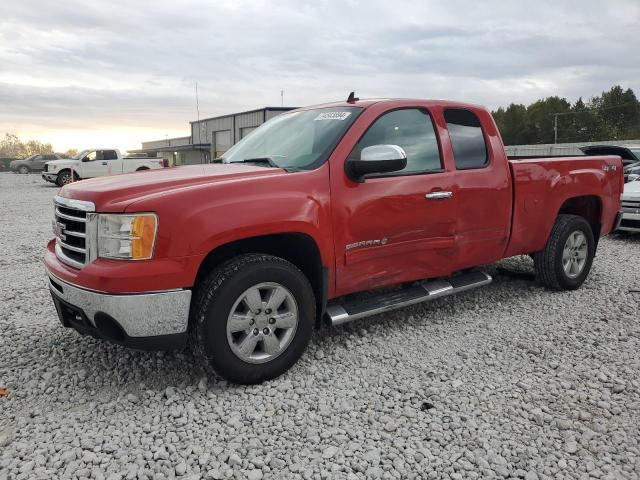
[43,164,48,172]
[622,198,640,213]
[53,196,97,269]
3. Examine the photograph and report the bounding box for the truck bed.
[504,155,623,258]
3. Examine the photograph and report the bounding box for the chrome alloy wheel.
[562,231,588,278]
[226,282,299,364]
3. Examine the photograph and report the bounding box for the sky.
[1,0,639,152]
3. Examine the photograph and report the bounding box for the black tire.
[533,214,595,290]
[56,170,73,187]
[18,165,30,174]
[190,254,315,384]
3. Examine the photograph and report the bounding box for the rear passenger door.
[442,108,512,270]
[102,149,122,174]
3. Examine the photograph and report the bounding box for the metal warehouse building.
[135,107,294,166]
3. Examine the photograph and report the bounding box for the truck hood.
[60,163,287,211]
[46,159,76,168]
[622,179,640,199]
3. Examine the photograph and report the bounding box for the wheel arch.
[57,168,81,180]
[194,232,328,326]
[557,195,602,245]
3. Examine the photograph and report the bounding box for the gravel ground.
[0,172,639,480]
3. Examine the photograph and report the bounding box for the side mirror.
[345,145,407,182]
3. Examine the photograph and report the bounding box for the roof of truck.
[294,97,487,112]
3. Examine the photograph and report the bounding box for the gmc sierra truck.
[44,97,623,384]
[42,149,164,187]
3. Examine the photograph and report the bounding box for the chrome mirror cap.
[360,144,407,162]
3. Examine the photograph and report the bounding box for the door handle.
[425,191,453,200]
[101,162,108,165]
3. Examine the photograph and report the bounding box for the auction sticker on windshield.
[315,111,352,121]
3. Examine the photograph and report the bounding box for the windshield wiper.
[237,157,280,168]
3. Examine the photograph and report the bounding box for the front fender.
[125,165,335,268]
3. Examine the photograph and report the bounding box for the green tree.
[492,85,640,145]
[0,133,24,157]
[526,96,572,144]
[594,86,640,139]
[0,133,53,158]
[23,140,53,156]
[569,97,609,142]
[64,148,78,158]
[493,104,531,145]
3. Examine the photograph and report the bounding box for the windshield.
[629,149,640,161]
[73,150,89,160]
[221,106,362,170]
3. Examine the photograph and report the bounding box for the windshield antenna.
[347,91,359,103]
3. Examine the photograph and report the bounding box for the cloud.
[1,0,639,150]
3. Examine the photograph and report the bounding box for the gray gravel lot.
[0,172,639,480]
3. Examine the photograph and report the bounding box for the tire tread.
[533,214,594,290]
[189,253,314,383]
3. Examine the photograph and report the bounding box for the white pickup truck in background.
[42,149,165,186]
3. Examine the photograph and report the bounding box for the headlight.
[51,164,57,170]
[97,213,158,260]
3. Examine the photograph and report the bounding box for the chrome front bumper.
[48,273,192,350]
[42,173,58,182]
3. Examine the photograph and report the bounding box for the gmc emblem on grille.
[52,220,66,241]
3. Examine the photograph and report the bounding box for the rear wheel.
[533,214,595,290]
[18,165,30,174]
[190,254,315,384]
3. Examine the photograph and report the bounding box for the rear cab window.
[444,109,488,170]
[103,150,118,160]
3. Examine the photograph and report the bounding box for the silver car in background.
[619,177,640,233]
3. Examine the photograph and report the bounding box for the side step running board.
[325,270,492,326]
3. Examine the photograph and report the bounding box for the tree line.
[492,85,640,146]
[0,133,77,159]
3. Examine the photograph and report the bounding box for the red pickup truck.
[44,97,623,383]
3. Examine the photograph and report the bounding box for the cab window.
[350,108,442,175]
[444,109,488,169]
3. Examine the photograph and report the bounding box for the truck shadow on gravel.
[31,266,540,400]
[32,254,609,401]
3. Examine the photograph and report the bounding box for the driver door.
[80,150,104,178]
[330,105,458,296]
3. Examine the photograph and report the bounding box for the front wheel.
[190,254,315,384]
[18,166,30,174]
[533,214,595,290]
[56,170,73,187]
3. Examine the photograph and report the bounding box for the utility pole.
[550,111,572,144]
[281,90,284,107]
